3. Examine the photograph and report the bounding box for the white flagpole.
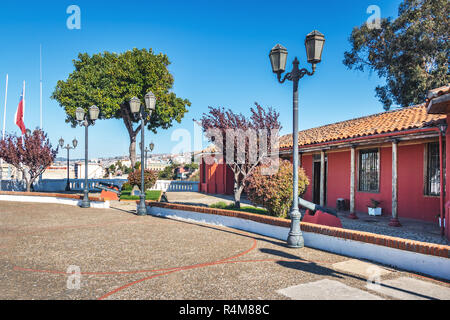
[40,44,42,130]
[23,80,25,125]
[2,74,7,139]
[1,74,8,190]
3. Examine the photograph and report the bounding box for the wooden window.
[358,149,379,192]
[425,142,441,196]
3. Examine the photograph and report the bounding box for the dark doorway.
[313,160,327,205]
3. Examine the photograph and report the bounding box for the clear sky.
[0,0,402,159]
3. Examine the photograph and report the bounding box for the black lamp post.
[59,137,78,191]
[75,105,99,208]
[269,30,325,248]
[129,92,156,216]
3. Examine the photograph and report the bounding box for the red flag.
[15,84,26,135]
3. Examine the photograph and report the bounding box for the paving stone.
[368,277,450,300]
[276,279,384,300]
[332,259,393,279]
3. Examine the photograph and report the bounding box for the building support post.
[445,116,450,240]
[389,139,401,227]
[439,131,445,236]
[348,145,358,219]
[320,150,325,207]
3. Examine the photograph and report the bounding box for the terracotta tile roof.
[427,84,450,100]
[426,84,450,111]
[200,144,219,154]
[280,104,446,149]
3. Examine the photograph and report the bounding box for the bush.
[245,160,309,218]
[127,169,158,191]
[121,182,132,191]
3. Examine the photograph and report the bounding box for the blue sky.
[0,0,402,159]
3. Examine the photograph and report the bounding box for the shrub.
[245,160,309,218]
[121,182,132,191]
[127,169,158,191]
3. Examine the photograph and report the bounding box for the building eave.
[279,127,442,155]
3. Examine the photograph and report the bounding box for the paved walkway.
[0,201,449,300]
[164,192,255,207]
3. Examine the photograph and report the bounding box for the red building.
[199,85,450,238]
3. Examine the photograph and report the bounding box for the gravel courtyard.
[0,201,449,300]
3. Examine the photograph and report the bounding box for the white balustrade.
[1,178,198,193]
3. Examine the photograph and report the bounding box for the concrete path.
[164,192,255,207]
[0,201,449,300]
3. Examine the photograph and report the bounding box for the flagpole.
[40,45,42,130]
[2,74,7,139]
[23,80,25,126]
[1,74,8,191]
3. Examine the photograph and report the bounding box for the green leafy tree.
[343,0,449,110]
[245,160,309,218]
[52,48,191,167]
[158,164,176,180]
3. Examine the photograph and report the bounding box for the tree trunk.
[22,171,31,192]
[129,135,137,169]
[234,186,243,209]
[120,103,140,169]
[233,171,244,209]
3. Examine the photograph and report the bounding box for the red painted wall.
[201,142,441,223]
[199,157,233,195]
[398,144,440,221]
[327,151,350,209]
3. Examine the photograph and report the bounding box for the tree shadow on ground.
[258,248,439,300]
[140,215,441,300]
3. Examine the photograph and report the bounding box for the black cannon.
[299,198,338,217]
[94,182,121,200]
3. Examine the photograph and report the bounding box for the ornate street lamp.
[75,105,99,208]
[129,92,157,216]
[144,142,155,171]
[269,30,325,248]
[59,137,78,191]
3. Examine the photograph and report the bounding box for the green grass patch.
[209,201,269,215]
[120,190,161,201]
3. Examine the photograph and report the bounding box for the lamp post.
[75,105,99,208]
[144,142,155,171]
[59,137,78,191]
[269,30,325,248]
[129,92,156,216]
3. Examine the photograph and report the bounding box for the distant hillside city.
[0,151,200,182]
